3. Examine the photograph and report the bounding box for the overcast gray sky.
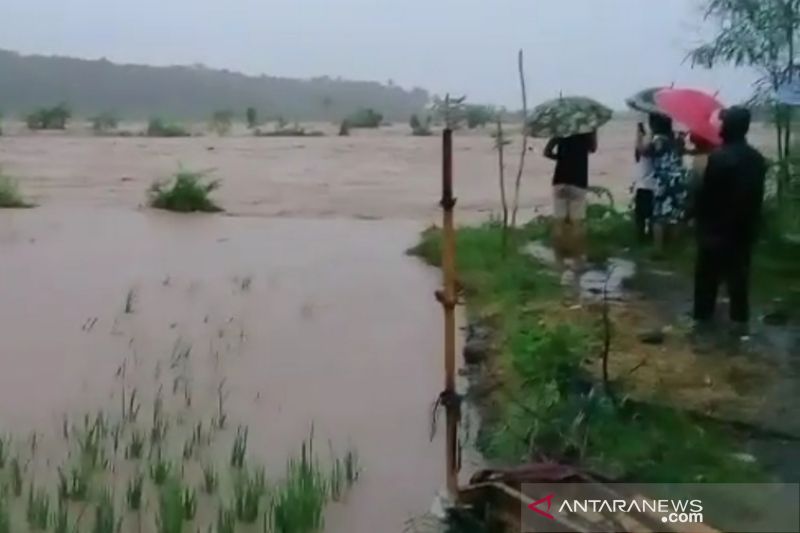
[0,0,757,108]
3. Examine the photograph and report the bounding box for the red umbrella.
[655,88,724,146]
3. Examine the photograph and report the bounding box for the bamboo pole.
[439,127,459,497]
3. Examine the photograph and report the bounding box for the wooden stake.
[440,128,459,497]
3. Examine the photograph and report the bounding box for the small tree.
[690,0,800,205]
[26,103,71,130]
[492,119,512,254]
[511,49,530,228]
[210,110,234,136]
[245,107,258,129]
[409,114,433,136]
[346,108,383,128]
[432,95,467,129]
[465,105,494,129]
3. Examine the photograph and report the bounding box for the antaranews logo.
[528,493,703,524]
[527,494,556,520]
[557,497,704,524]
[522,482,800,533]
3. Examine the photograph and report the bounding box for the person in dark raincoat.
[693,107,767,331]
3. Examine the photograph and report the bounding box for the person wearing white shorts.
[552,184,587,222]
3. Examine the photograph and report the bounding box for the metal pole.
[439,127,459,497]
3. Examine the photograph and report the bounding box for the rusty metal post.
[439,127,459,497]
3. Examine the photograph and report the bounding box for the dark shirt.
[545,132,597,189]
[696,140,767,248]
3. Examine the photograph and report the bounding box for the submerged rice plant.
[57,466,89,501]
[0,495,10,533]
[202,463,218,495]
[26,487,50,530]
[127,472,144,511]
[233,466,266,523]
[230,425,248,468]
[126,430,144,460]
[157,480,183,533]
[330,446,360,502]
[93,491,115,533]
[181,487,197,520]
[54,496,69,533]
[216,506,236,533]
[0,435,7,468]
[148,169,222,213]
[10,458,22,497]
[150,452,172,486]
[271,437,329,533]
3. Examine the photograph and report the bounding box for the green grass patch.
[411,222,763,482]
[0,173,34,208]
[148,170,222,213]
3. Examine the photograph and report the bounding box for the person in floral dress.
[640,113,688,253]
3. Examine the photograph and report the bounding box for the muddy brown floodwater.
[0,207,458,532]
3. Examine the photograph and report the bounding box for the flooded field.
[0,120,675,222]
[0,208,452,531]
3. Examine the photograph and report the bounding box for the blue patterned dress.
[648,135,688,224]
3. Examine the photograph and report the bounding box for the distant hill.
[0,49,430,121]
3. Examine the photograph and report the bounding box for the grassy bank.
[410,222,762,482]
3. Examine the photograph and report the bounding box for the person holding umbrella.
[544,130,598,264]
[639,113,687,254]
[693,107,767,332]
[653,88,724,222]
[528,96,613,266]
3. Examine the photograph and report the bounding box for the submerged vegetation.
[410,114,433,136]
[0,404,358,532]
[346,108,383,128]
[0,172,34,208]
[148,169,222,213]
[245,106,259,129]
[210,109,234,136]
[253,124,324,137]
[147,117,191,137]
[26,103,71,130]
[89,112,119,134]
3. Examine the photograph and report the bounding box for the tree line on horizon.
[0,49,429,122]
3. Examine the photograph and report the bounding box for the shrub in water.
[410,114,433,136]
[90,112,119,134]
[210,110,234,136]
[26,103,71,130]
[346,108,383,128]
[246,106,259,129]
[148,170,222,213]
[0,173,33,208]
[147,118,190,137]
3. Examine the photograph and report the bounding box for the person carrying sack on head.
[544,131,597,267]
